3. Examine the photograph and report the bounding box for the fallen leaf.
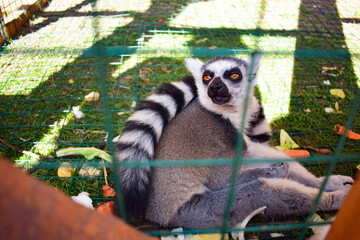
[322,66,342,77]
[301,146,331,154]
[275,129,299,151]
[335,126,360,140]
[19,137,32,142]
[330,89,345,99]
[79,164,101,177]
[270,233,285,238]
[335,102,339,111]
[96,201,117,215]
[56,147,112,162]
[195,37,209,44]
[190,233,228,240]
[309,213,333,238]
[282,149,310,158]
[57,162,75,179]
[140,67,154,81]
[102,185,116,198]
[162,66,172,73]
[324,107,334,113]
[84,91,100,101]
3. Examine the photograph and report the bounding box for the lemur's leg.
[286,162,354,191]
[235,163,289,185]
[245,142,353,191]
[168,178,350,229]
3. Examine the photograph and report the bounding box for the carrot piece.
[335,126,360,140]
[102,185,116,198]
[96,201,117,215]
[282,149,310,158]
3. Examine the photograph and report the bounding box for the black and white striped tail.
[246,104,272,143]
[116,76,197,218]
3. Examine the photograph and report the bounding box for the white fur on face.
[204,59,246,77]
[196,59,252,125]
[201,59,250,104]
[185,56,264,131]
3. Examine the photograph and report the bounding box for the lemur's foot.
[321,175,354,192]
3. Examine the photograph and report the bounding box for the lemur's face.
[200,58,247,105]
[185,55,261,107]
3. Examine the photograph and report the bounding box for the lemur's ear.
[185,58,204,80]
[246,51,263,86]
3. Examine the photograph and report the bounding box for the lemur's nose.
[210,83,222,92]
[209,77,224,93]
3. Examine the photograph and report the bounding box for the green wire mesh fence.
[0,0,359,239]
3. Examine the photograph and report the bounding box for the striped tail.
[246,100,272,144]
[116,76,197,218]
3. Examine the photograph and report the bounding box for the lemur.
[116,53,353,229]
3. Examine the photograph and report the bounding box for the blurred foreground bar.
[0,157,156,240]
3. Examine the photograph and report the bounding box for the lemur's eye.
[203,75,212,81]
[230,73,240,79]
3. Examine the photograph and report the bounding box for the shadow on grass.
[0,0,359,200]
[271,0,359,177]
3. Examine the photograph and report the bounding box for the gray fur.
[168,178,349,229]
[116,55,272,218]
[147,100,352,228]
[117,54,352,225]
[116,77,198,218]
[145,54,353,228]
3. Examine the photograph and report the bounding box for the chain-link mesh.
[0,0,359,239]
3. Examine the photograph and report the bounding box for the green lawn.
[0,0,359,238]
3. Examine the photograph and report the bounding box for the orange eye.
[231,73,239,79]
[203,75,212,81]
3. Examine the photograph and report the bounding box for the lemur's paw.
[321,175,354,192]
[267,163,289,178]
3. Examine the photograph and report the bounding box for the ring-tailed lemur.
[116,54,353,227]
[116,54,271,218]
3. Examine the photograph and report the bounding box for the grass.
[0,0,360,238]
